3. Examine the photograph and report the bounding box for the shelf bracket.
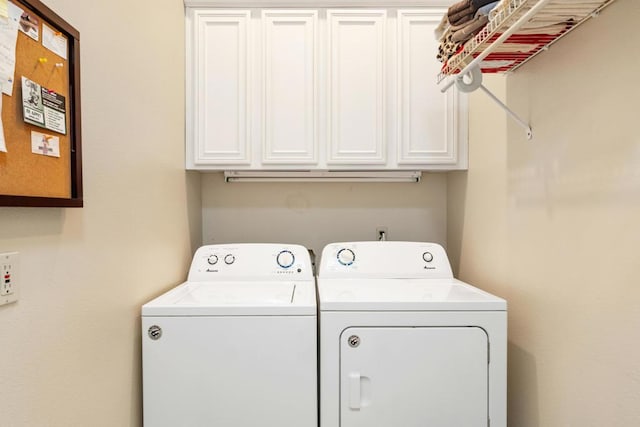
[442,66,532,140]
[477,84,533,140]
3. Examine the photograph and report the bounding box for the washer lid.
[142,280,316,316]
[318,278,506,311]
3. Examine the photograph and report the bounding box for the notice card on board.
[18,9,39,41]
[31,131,60,157]
[22,76,67,135]
[42,22,67,59]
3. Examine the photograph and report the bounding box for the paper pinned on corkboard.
[31,131,60,157]
[0,0,8,19]
[0,83,6,153]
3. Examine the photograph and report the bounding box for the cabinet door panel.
[262,10,318,164]
[328,10,386,165]
[190,10,251,166]
[398,10,462,165]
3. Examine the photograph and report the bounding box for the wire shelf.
[437,0,619,83]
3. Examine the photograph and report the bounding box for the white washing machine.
[318,241,507,427]
[142,243,317,427]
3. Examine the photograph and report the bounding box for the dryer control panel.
[319,242,453,279]
[188,243,314,282]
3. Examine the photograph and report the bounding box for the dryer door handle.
[348,373,371,409]
[349,372,361,410]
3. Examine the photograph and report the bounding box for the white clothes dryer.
[142,243,317,427]
[318,241,507,427]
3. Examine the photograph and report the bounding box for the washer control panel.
[319,242,453,279]
[188,243,313,282]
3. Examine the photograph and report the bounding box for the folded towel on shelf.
[448,0,496,16]
[475,1,501,18]
[448,0,500,27]
[437,33,462,63]
[449,9,475,27]
[451,15,490,43]
[448,0,473,16]
[472,0,501,9]
[449,15,480,32]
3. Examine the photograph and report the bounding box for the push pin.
[55,63,64,68]
[38,57,48,64]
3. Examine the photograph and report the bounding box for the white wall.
[448,0,640,425]
[201,172,447,258]
[0,0,201,426]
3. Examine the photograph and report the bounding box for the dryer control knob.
[224,254,235,265]
[423,252,434,263]
[207,255,218,265]
[337,248,355,266]
[276,250,295,269]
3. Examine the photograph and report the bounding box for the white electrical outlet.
[1,252,19,306]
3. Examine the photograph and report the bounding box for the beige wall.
[3,0,638,426]
[0,1,201,426]
[448,1,640,425]
[201,172,448,258]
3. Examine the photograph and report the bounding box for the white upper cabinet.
[327,10,386,165]
[262,10,319,165]
[185,6,468,171]
[397,9,464,166]
[186,9,252,167]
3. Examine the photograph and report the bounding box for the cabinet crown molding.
[184,0,452,7]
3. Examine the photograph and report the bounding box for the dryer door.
[340,327,488,427]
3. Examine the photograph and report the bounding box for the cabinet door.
[397,10,465,166]
[340,326,488,427]
[262,11,318,165]
[187,10,251,167]
[327,10,387,165]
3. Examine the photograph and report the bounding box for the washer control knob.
[224,254,235,265]
[337,248,355,266]
[276,250,295,269]
[207,255,218,265]
[423,252,434,263]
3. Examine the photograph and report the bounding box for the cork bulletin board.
[0,0,82,207]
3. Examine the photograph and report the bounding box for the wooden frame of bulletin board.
[0,0,82,207]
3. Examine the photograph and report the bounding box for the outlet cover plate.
[1,252,19,306]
